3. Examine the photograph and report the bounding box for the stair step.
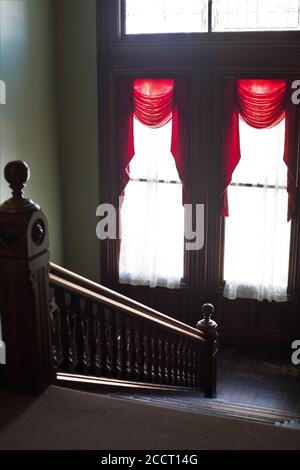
[108,392,300,428]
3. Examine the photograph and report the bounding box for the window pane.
[119,119,184,289]
[213,0,300,32]
[125,0,208,34]
[232,119,287,185]
[223,119,291,302]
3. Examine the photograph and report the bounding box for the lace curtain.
[119,119,184,288]
[223,119,291,302]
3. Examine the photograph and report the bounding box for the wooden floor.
[217,348,300,414]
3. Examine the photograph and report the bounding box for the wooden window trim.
[96,0,300,327]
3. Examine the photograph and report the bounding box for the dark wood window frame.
[96,0,300,348]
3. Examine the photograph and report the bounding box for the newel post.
[0,161,54,394]
[196,303,218,398]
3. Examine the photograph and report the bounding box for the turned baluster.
[157,333,163,384]
[142,328,151,382]
[176,338,183,386]
[125,316,135,380]
[182,339,188,387]
[164,335,171,385]
[187,344,193,387]
[133,319,142,381]
[191,347,197,387]
[150,330,158,383]
[93,305,106,376]
[170,337,177,385]
[67,294,83,372]
[104,307,115,377]
[82,300,95,373]
[50,287,64,371]
[116,312,125,379]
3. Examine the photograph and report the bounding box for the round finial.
[201,303,215,322]
[4,161,30,199]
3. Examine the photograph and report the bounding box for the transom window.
[125,0,208,34]
[212,0,300,32]
[124,0,300,34]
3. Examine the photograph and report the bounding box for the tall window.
[118,79,186,289]
[223,119,291,302]
[220,78,299,303]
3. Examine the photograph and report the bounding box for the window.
[118,79,187,289]
[119,118,184,288]
[125,0,208,34]
[124,0,300,34]
[223,118,291,302]
[212,0,300,32]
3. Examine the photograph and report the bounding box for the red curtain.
[119,78,189,202]
[133,79,173,128]
[171,78,190,204]
[221,78,298,221]
[119,78,134,195]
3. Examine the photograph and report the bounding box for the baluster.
[157,332,163,384]
[170,337,177,385]
[67,294,83,372]
[50,288,63,370]
[191,346,197,388]
[125,316,135,380]
[134,320,142,381]
[104,308,115,377]
[52,287,69,371]
[150,330,158,383]
[116,312,125,379]
[143,327,151,382]
[164,334,171,385]
[82,300,95,373]
[93,305,106,376]
[182,339,188,387]
[176,338,183,386]
[187,344,193,387]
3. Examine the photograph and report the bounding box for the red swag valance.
[119,78,189,203]
[221,78,299,221]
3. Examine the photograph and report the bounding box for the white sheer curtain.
[223,118,291,302]
[119,118,184,288]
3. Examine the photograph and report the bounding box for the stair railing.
[0,161,218,397]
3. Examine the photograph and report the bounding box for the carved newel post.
[196,303,218,398]
[0,161,54,393]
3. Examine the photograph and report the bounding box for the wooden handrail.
[50,274,205,343]
[50,262,205,340]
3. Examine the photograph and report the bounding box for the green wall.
[0,0,63,263]
[57,0,100,281]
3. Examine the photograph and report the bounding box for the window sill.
[215,285,294,304]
